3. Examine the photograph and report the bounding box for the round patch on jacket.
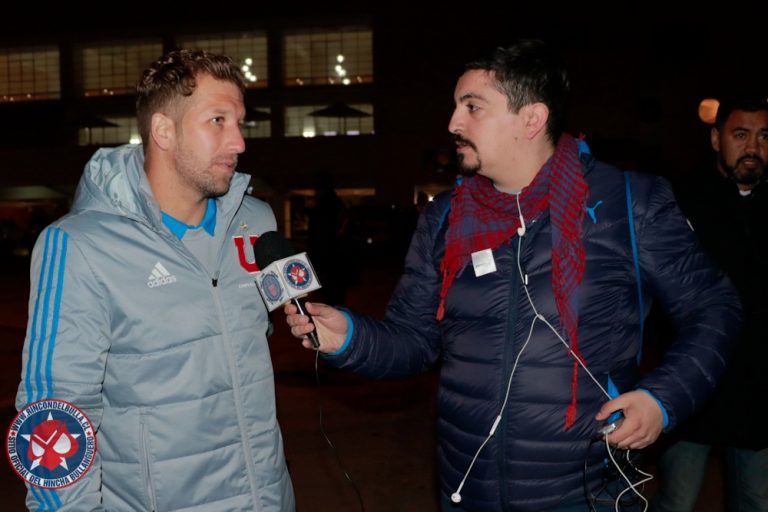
[283,259,313,290]
[6,399,96,489]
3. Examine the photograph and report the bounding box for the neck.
[145,151,207,225]
[494,139,556,191]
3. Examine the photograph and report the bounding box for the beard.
[174,145,236,198]
[453,133,481,176]
[719,152,765,187]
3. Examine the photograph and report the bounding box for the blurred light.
[337,54,345,63]
[342,78,351,85]
[245,57,253,66]
[302,129,316,138]
[129,135,142,144]
[698,98,719,124]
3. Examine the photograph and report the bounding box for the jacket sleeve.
[16,225,109,511]
[322,197,447,378]
[631,175,741,430]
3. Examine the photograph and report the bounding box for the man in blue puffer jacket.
[285,40,740,511]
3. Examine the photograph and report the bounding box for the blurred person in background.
[653,94,768,512]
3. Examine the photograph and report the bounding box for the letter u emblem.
[233,235,260,273]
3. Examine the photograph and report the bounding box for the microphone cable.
[452,207,651,506]
[583,435,653,512]
[313,348,366,512]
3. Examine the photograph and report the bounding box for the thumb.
[305,301,328,316]
[595,396,624,421]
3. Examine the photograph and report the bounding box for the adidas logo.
[147,262,177,288]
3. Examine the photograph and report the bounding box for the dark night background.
[1,5,766,196]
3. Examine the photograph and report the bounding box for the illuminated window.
[284,27,372,86]
[242,107,271,138]
[0,46,60,102]
[176,32,268,88]
[74,40,162,97]
[285,103,373,137]
[78,116,140,146]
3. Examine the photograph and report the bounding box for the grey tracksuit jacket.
[16,144,295,511]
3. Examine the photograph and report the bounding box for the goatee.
[457,154,480,177]
[453,133,480,176]
[720,153,765,187]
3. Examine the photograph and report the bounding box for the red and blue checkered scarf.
[438,133,588,429]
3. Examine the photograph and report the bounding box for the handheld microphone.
[252,231,322,349]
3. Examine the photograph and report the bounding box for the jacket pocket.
[140,420,159,512]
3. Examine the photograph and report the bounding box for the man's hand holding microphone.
[283,301,347,352]
[252,231,347,352]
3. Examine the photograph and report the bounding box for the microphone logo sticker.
[283,259,313,291]
[261,272,284,303]
[6,399,96,489]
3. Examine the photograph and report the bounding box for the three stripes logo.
[147,262,177,288]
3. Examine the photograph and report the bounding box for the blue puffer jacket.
[325,160,740,511]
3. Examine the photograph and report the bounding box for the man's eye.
[212,116,224,124]
[467,104,478,112]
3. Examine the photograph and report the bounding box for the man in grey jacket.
[12,50,295,511]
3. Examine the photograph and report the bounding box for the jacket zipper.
[499,238,522,512]
[211,286,264,511]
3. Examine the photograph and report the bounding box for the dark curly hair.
[466,39,570,143]
[714,93,768,129]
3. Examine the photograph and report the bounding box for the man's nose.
[230,125,246,154]
[448,108,463,134]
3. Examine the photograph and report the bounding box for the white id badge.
[471,248,497,277]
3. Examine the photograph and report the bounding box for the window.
[285,103,373,137]
[74,40,162,96]
[176,32,268,88]
[0,46,60,102]
[284,27,372,86]
[78,116,140,146]
[243,107,271,138]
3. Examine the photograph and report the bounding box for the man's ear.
[523,102,550,140]
[711,126,721,152]
[150,112,176,151]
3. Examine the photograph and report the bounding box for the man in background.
[653,95,768,512]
